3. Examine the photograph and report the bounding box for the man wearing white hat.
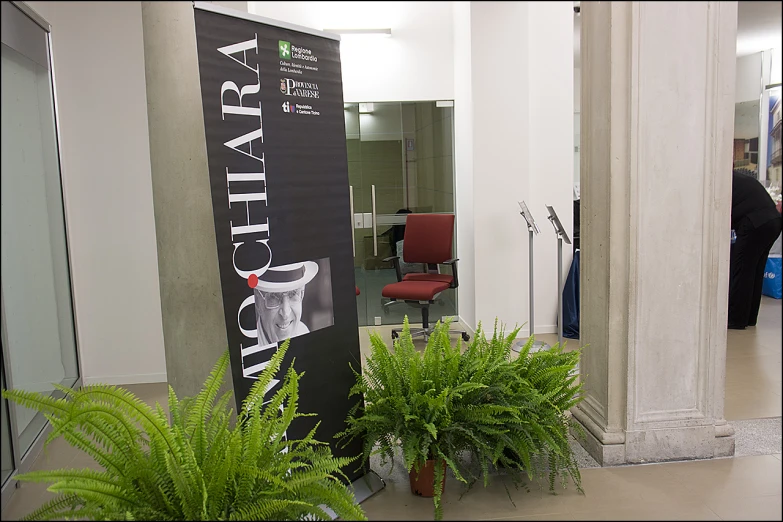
[250,261,319,344]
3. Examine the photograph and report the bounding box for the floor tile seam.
[656,453,776,471]
[702,494,782,522]
[581,455,777,483]
[724,359,783,364]
[725,377,783,384]
[475,506,572,519]
[677,480,783,501]
[725,380,783,386]
[562,498,714,517]
[478,513,571,521]
[704,503,724,521]
[706,492,783,501]
[728,414,783,422]
[725,373,783,380]
[725,376,783,383]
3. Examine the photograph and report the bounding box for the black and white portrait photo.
[252,258,334,344]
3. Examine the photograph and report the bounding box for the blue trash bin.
[762,254,782,300]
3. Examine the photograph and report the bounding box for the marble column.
[574,1,738,465]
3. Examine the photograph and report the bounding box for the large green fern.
[2,342,367,521]
[465,321,585,496]
[338,318,584,520]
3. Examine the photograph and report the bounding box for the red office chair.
[382,214,469,342]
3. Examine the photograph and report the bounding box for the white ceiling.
[574,1,782,67]
[737,1,782,56]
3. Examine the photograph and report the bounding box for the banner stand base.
[322,470,387,519]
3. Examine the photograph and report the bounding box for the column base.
[570,418,626,466]
[571,417,735,466]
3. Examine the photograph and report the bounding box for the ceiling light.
[325,28,392,38]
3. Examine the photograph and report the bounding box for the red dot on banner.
[248,274,258,288]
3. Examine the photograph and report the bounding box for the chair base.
[391,326,470,343]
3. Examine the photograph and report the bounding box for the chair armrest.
[383,256,403,282]
[442,259,459,288]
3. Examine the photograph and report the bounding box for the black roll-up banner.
[193,7,364,482]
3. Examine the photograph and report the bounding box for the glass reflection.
[349,101,457,326]
[1,41,79,458]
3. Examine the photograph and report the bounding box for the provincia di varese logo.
[278,39,319,75]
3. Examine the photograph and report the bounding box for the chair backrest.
[402,214,454,264]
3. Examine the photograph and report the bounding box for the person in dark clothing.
[728,171,783,329]
[387,208,412,257]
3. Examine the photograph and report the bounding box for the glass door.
[1,1,80,496]
[347,101,457,326]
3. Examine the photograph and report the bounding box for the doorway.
[345,101,458,327]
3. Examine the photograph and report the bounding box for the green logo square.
[279,40,291,60]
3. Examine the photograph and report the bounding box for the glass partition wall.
[735,48,783,187]
[764,47,781,190]
[346,101,458,327]
[1,1,81,502]
[733,52,764,179]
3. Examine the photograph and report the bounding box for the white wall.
[249,1,454,102]
[468,2,531,334]
[735,52,763,103]
[456,2,573,336]
[528,1,575,335]
[27,1,167,385]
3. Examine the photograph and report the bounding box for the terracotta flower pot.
[409,459,447,497]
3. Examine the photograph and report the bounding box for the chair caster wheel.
[461,332,470,342]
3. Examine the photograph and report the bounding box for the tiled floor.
[362,453,781,520]
[724,297,782,421]
[1,298,781,520]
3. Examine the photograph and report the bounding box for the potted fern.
[466,323,585,495]
[338,318,584,520]
[2,342,367,521]
[337,318,475,520]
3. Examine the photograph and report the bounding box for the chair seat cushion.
[403,273,454,285]
[382,280,450,301]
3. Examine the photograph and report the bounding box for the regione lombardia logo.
[279,40,291,60]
